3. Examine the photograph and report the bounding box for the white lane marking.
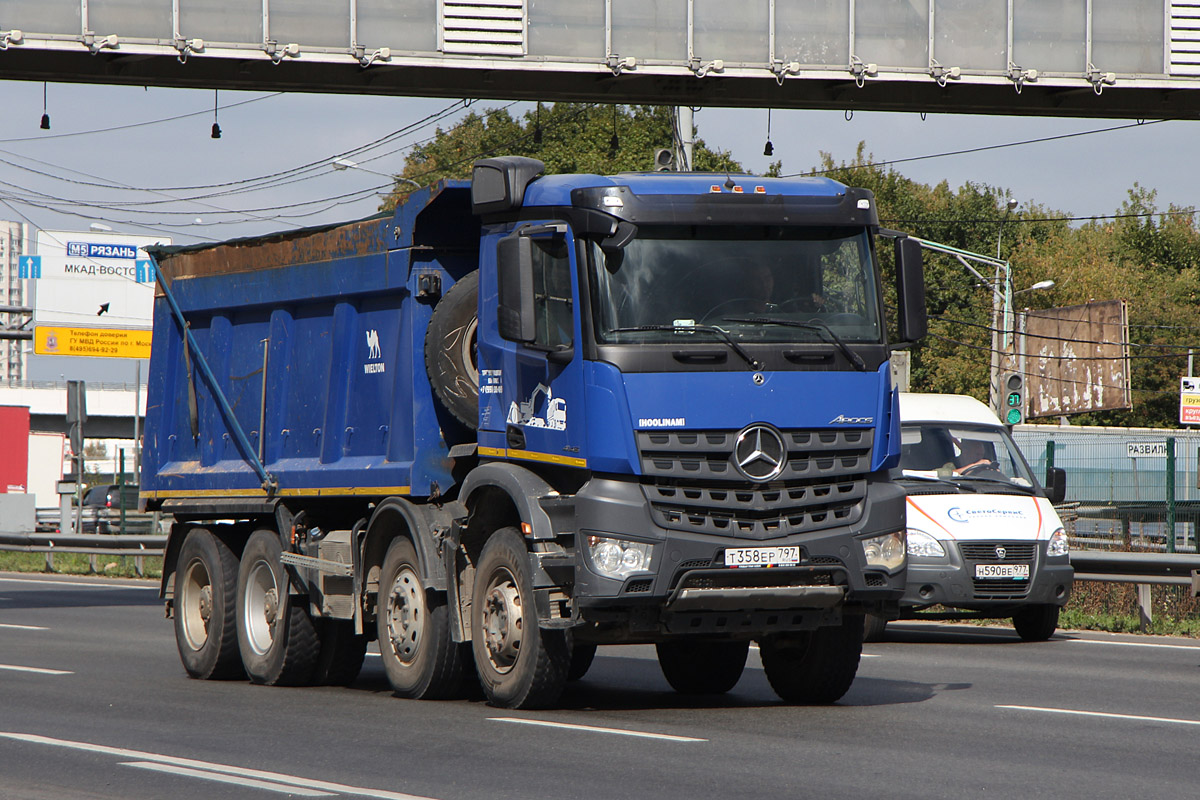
[0,732,439,800]
[0,623,48,630]
[490,717,706,742]
[1066,638,1200,652]
[0,664,72,675]
[998,705,1200,727]
[123,762,335,797]
[0,576,156,590]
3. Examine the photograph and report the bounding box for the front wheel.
[760,615,864,704]
[376,537,464,699]
[656,640,749,695]
[471,528,569,709]
[862,613,888,643]
[173,527,243,680]
[1012,604,1059,642]
[236,529,319,686]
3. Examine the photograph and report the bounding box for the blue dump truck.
[144,156,926,709]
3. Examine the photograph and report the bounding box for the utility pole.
[676,106,694,171]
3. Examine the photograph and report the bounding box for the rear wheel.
[425,271,479,429]
[377,537,464,699]
[174,527,243,680]
[312,619,368,686]
[236,529,319,686]
[862,613,888,643]
[471,528,569,709]
[656,640,749,695]
[1012,604,1059,642]
[760,615,864,704]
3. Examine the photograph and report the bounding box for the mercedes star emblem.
[733,424,787,482]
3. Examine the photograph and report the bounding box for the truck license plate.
[975,563,1030,580]
[724,546,801,568]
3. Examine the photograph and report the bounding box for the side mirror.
[496,233,536,343]
[894,237,927,344]
[1045,466,1066,505]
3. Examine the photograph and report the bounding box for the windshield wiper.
[898,472,979,492]
[722,316,868,371]
[608,324,762,370]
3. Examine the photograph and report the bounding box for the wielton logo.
[365,329,381,360]
[733,424,787,482]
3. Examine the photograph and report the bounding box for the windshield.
[892,423,1036,489]
[588,226,882,344]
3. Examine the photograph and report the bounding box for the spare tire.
[425,271,480,429]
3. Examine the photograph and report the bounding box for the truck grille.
[637,428,872,540]
[958,541,1037,599]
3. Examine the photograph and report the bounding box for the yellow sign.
[34,326,152,359]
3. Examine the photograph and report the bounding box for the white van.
[867,393,1074,641]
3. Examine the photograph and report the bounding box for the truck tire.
[174,527,244,680]
[471,527,569,709]
[312,619,368,686]
[656,640,749,694]
[236,529,319,686]
[567,642,598,682]
[377,537,464,699]
[862,613,888,643]
[425,270,479,429]
[759,615,864,704]
[1012,604,1059,642]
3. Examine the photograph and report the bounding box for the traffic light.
[653,148,675,171]
[1002,372,1026,425]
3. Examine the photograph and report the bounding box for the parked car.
[865,393,1074,642]
[80,484,143,534]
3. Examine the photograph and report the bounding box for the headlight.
[586,535,658,580]
[1047,528,1069,557]
[862,531,906,571]
[906,529,946,558]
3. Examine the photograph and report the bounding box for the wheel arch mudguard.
[362,496,461,593]
[458,461,567,542]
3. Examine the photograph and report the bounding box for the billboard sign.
[1181,377,1200,425]
[31,230,169,331]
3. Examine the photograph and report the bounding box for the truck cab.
[869,392,1074,641]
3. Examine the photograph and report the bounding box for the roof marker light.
[602,195,624,208]
[732,185,744,193]
[754,186,766,193]
[857,199,871,209]
[710,185,722,193]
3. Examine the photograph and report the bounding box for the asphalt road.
[2,571,1198,800]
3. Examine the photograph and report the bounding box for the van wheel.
[174,527,244,680]
[656,640,749,694]
[425,271,479,429]
[1012,604,1059,642]
[377,537,464,699]
[760,615,863,704]
[472,528,569,709]
[862,613,888,643]
[236,529,319,686]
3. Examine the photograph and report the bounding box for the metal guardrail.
[1070,549,1200,630]
[0,530,166,578]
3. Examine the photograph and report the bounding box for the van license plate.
[975,563,1030,580]
[724,546,800,568]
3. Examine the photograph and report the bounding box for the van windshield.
[892,423,1036,489]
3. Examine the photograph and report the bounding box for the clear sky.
[1,79,1197,248]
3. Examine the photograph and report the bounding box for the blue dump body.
[143,182,478,501]
[146,160,926,709]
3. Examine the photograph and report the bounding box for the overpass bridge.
[0,382,143,440]
[2,1,1200,120]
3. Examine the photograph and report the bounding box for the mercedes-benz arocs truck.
[144,156,927,709]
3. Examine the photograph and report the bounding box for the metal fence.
[1014,424,1200,554]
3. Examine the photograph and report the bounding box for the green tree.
[379,104,740,211]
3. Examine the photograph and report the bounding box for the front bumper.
[901,541,1074,615]
[564,474,907,639]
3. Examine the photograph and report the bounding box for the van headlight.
[906,529,946,558]
[1047,528,1069,558]
[862,531,906,571]
[586,535,657,580]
